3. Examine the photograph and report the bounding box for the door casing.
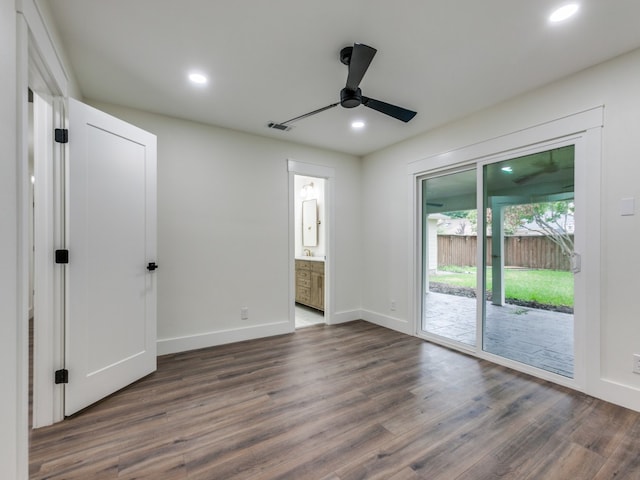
[287,160,335,328]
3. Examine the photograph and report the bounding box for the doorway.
[294,175,326,328]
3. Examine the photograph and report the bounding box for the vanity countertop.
[295,256,325,262]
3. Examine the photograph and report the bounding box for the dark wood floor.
[30,321,640,479]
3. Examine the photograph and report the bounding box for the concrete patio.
[423,291,574,377]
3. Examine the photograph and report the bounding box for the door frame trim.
[16,0,69,438]
[16,0,71,476]
[408,107,603,394]
[32,92,66,427]
[287,160,335,327]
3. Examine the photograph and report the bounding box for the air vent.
[267,122,292,132]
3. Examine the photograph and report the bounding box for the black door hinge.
[55,249,69,264]
[54,128,68,144]
[55,369,68,384]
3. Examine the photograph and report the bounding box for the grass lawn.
[431,266,574,307]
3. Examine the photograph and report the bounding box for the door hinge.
[55,369,68,384]
[55,249,69,264]
[54,128,68,144]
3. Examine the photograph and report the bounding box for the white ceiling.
[45,0,640,156]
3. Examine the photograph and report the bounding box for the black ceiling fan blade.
[362,96,417,123]
[345,43,377,91]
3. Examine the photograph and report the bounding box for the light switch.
[620,197,635,216]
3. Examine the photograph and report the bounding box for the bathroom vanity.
[295,258,324,312]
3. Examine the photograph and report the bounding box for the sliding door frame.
[408,107,602,393]
[476,136,584,388]
[417,164,478,353]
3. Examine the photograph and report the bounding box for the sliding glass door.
[482,146,575,377]
[421,168,478,347]
[421,145,575,379]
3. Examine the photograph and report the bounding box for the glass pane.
[422,169,477,346]
[482,146,574,377]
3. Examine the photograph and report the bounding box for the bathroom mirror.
[302,199,318,247]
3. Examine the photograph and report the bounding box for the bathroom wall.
[294,175,326,258]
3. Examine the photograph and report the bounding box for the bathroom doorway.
[293,174,326,328]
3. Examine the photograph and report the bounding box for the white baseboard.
[157,321,293,355]
[591,377,640,413]
[330,309,362,325]
[361,309,412,335]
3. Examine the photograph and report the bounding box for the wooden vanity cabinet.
[295,259,324,311]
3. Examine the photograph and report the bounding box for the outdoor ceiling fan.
[267,43,417,131]
[513,151,573,185]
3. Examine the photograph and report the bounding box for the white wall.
[88,102,361,353]
[1,0,19,476]
[362,47,640,409]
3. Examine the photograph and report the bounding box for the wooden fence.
[437,235,573,271]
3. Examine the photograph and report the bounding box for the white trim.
[330,310,362,325]
[157,322,292,356]
[591,379,640,413]
[287,160,336,326]
[15,15,30,480]
[17,0,69,452]
[408,173,420,338]
[362,310,412,335]
[288,160,336,179]
[16,0,68,96]
[582,127,603,398]
[408,108,604,404]
[408,106,604,175]
[32,93,65,427]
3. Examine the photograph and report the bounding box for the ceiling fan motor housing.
[340,46,353,65]
[340,87,362,108]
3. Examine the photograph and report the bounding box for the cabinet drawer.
[311,261,325,273]
[296,260,312,270]
[296,278,311,288]
[296,269,310,280]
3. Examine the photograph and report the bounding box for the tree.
[503,201,574,257]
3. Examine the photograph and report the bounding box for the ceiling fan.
[268,43,417,131]
[513,151,573,185]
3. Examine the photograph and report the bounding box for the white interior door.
[65,99,157,416]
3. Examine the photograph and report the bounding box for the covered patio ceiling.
[424,145,575,214]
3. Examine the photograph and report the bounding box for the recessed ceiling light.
[549,3,579,23]
[351,121,365,129]
[188,72,208,85]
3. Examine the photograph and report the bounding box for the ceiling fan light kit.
[268,42,417,131]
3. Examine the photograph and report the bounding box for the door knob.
[147,262,158,271]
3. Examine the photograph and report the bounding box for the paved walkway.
[423,291,574,377]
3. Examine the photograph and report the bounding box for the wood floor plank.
[29,320,640,480]
[592,415,640,480]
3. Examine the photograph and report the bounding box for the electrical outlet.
[240,307,249,320]
[390,300,397,311]
[633,354,640,374]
